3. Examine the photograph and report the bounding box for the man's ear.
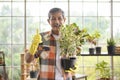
[64,17,66,22]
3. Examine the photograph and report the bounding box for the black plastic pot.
[30,71,38,78]
[89,48,95,54]
[61,57,76,70]
[96,47,101,54]
[107,46,115,55]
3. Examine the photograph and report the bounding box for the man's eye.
[58,18,62,20]
[51,18,56,20]
[51,18,63,21]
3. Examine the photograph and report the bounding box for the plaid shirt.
[34,31,57,80]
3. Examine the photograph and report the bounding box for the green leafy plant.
[59,23,90,56]
[87,30,101,47]
[107,38,116,55]
[95,60,111,79]
[107,38,116,46]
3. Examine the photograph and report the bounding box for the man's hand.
[29,29,42,55]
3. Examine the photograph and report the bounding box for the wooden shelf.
[80,54,120,56]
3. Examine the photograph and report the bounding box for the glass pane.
[40,2,54,16]
[12,2,24,16]
[0,17,11,44]
[98,3,111,16]
[70,17,82,27]
[26,0,39,1]
[83,17,97,32]
[84,56,97,65]
[98,56,111,63]
[98,17,111,43]
[0,0,12,1]
[26,17,40,44]
[114,56,120,80]
[40,2,68,16]
[70,2,82,16]
[84,67,96,80]
[12,45,24,66]
[40,0,68,1]
[114,67,120,80]
[98,0,111,2]
[83,2,97,16]
[113,17,120,43]
[113,0,120,1]
[0,2,11,16]
[113,3,120,16]
[53,2,68,16]
[69,0,83,2]
[12,17,24,44]
[40,17,51,32]
[12,67,21,80]
[83,0,97,1]
[26,2,40,16]
[13,0,24,1]
[54,0,68,1]
[114,56,120,66]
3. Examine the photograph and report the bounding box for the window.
[0,0,120,80]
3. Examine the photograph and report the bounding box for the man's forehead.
[50,12,63,17]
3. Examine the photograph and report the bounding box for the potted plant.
[94,31,101,54]
[107,38,116,55]
[95,60,111,80]
[29,59,39,78]
[59,23,89,70]
[87,30,101,54]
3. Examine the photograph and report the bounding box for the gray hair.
[48,7,65,19]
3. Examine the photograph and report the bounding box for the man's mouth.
[54,24,61,27]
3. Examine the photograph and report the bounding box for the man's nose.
[55,23,60,27]
[54,19,60,23]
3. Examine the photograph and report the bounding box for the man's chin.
[52,30,59,35]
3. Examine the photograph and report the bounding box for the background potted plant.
[59,23,89,70]
[87,30,101,54]
[94,31,101,54]
[95,60,111,80]
[87,35,95,54]
[87,30,100,54]
[107,38,116,55]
